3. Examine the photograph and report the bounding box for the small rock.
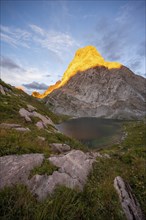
[14,127,30,132]
[114,176,145,220]
[36,121,45,129]
[27,104,36,112]
[0,85,6,95]
[37,136,45,141]
[50,143,71,153]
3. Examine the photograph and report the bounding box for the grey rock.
[0,154,44,189]
[27,104,37,112]
[0,85,6,95]
[28,171,80,201]
[114,176,145,220]
[14,127,30,132]
[50,143,71,153]
[28,150,96,200]
[36,121,45,129]
[0,150,97,201]
[33,111,54,126]
[37,136,46,141]
[0,123,21,128]
[19,108,55,127]
[19,108,32,122]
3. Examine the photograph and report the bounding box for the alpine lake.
[56,117,125,149]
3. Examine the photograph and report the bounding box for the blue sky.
[0,0,145,93]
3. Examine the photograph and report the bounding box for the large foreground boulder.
[0,154,44,189]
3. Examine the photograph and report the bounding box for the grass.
[0,80,85,156]
[0,120,145,219]
[29,159,58,178]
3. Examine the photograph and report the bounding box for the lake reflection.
[56,117,123,148]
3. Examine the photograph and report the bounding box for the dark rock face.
[45,66,146,119]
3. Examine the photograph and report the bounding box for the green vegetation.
[29,159,58,178]
[0,80,85,156]
[0,120,145,220]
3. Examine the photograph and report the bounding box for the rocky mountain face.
[45,65,146,119]
[32,45,145,119]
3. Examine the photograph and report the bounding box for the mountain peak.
[32,45,122,98]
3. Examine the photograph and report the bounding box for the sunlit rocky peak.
[32,45,121,98]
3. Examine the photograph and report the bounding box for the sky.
[0,0,145,94]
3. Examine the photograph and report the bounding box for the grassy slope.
[0,80,85,157]
[0,121,145,219]
[0,80,146,219]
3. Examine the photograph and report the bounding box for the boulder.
[0,150,97,201]
[0,154,44,189]
[50,143,71,153]
[19,108,32,122]
[36,121,45,129]
[114,176,145,220]
[28,150,97,200]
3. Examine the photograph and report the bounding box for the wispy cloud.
[29,24,79,56]
[1,24,79,57]
[1,56,25,71]
[0,25,31,48]
[23,81,48,90]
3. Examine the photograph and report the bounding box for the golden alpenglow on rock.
[32,46,122,98]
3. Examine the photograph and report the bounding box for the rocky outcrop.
[29,150,96,200]
[114,176,145,220]
[0,84,12,95]
[0,154,44,189]
[0,150,97,201]
[19,106,55,128]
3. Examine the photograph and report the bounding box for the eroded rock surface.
[0,150,97,201]
[114,176,145,220]
[0,154,44,189]
[28,150,96,200]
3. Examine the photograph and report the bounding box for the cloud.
[128,60,141,70]
[23,81,49,90]
[30,27,79,56]
[1,56,25,71]
[0,25,31,48]
[45,74,51,77]
[83,2,145,77]
[1,24,79,57]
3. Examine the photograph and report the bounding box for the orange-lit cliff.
[32,45,121,98]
